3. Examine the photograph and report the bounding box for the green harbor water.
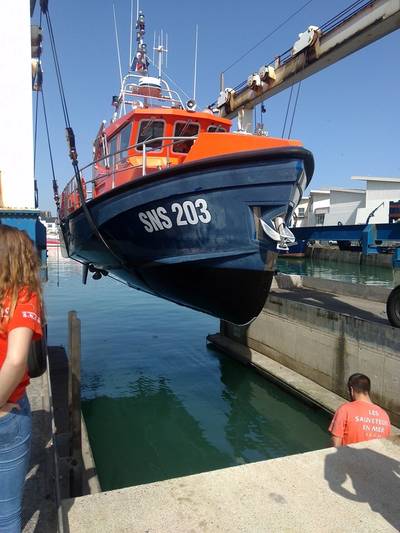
[277,256,394,287]
[44,250,393,491]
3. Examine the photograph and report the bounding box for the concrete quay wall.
[221,293,400,426]
[275,273,392,303]
[305,246,394,268]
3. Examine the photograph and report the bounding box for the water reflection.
[45,249,331,491]
[83,377,233,490]
[277,257,394,287]
[217,352,330,463]
[46,246,82,274]
[83,347,331,490]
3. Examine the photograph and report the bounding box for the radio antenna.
[152,31,156,67]
[112,3,123,86]
[166,33,168,69]
[193,25,199,101]
[129,0,134,67]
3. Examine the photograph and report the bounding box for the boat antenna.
[131,9,149,73]
[193,25,198,101]
[157,33,162,78]
[155,30,167,79]
[112,3,123,86]
[129,0,134,68]
[165,33,168,69]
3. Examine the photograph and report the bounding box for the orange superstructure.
[74,108,302,210]
[61,103,303,217]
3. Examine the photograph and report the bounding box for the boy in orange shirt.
[329,373,391,447]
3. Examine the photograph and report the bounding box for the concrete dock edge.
[62,435,400,532]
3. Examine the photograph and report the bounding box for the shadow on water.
[324,444,400,530]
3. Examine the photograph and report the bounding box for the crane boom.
[215,0,400,120]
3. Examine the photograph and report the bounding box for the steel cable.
[288,81,302,138]
[281,85,294,138]
[40,90,59,210]
[222,0,315,75]
[212,0,375,109]
[40,5,131,274]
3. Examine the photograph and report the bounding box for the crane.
[213,0,400,131]
[211,0,400,327]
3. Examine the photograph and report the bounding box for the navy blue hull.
[62,147,314,323]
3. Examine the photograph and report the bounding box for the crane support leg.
[361,224,378,254]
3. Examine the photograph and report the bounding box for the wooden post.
[68,310,82,496]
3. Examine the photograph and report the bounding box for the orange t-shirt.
[0,289,43,402]
[329,400,391,445]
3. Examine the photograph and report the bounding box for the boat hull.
[62,147,314,324]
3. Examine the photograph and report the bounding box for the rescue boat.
[59,11,314,324]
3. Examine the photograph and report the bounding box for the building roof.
[310,190,330,195]
[352,176,400,183]
[329,188,365,194]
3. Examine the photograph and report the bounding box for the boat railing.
[60,135,198,218]
[117,73,184,117]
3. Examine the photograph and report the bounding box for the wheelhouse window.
[108,136,118,168]
[119,123,132,160]
[136,120,164,151]
[173,122,199,153]
[207,125,226,133]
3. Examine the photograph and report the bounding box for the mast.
[154,30,168,79]
[130,10,149,74]
[114,9,184,116]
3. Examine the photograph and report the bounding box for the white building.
[304,190,330,226]
[293,196,309,227]
[352,177,400,224]
[324,188,365,226]
[294,176,400,227]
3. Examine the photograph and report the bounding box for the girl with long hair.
[0,224,43,532]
